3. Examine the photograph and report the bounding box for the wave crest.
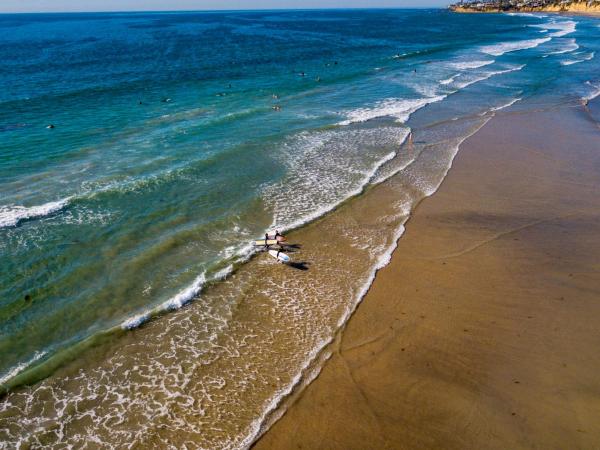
[480,37,551,56]
[0,198,71,228]
[338,95,446,126]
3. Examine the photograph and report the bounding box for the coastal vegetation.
[449,0,600,13]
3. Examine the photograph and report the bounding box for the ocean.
[1,8,599,448]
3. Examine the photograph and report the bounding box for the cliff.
[450,1,600,14]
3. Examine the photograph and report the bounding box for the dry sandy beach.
[255,100,600,449]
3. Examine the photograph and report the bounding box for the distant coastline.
[449,0,600,14]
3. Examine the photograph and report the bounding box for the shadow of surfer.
[287,261,310,271]
[279,243,301,252]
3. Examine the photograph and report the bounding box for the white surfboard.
[269,250,290,263]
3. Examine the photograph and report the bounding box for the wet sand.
[255,102,600,449]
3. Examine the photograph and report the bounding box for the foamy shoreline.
[3,9,600,448]
[254,96,600,449]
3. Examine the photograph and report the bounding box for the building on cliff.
[449,0,600,12]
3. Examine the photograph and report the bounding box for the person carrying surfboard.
[268,248,290,264]
[267,230,286,242]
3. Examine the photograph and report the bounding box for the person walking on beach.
[276,249,284,263]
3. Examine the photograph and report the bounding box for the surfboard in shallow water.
[269,250,290,263]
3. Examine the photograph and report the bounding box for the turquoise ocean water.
[1,9,599,448]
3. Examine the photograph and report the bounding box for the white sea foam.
[491,64,526,75]
[0,198,71,228]
[420,118,492,198]
[256,119,493,450]
[391,51,420,59]
[480,37,551,56]
[162,273,206,311]
[119,233,257,331]
[440,74,460,85]
[338,95,446,126]
[242,336,333,449]
[121,272,206,330]
[0,117,497,450]
[0,351,47,387]
[561,52,595,66]
[583,81,600,101]
[453,74,491,90]
[453,64,526,89]
[543,38,579,56]
[506,12,547,18]
[490,97,523,112]
[449,60,495,70]
[532,19,576,37]
[264,126,411,234]
[213,265,234,280]
[549,22,576,38]
[246,203,414,446]
[120,312,151,330]
[256,121,492,450]
[273,150,398,233]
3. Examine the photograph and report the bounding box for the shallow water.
[1,8,599,449]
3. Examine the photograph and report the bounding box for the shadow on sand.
[287,261,310,271]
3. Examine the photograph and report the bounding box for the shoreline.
[450,5,600,15]
[254,99,600,448]
[3,10,600,449]
[2,109,485,447]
